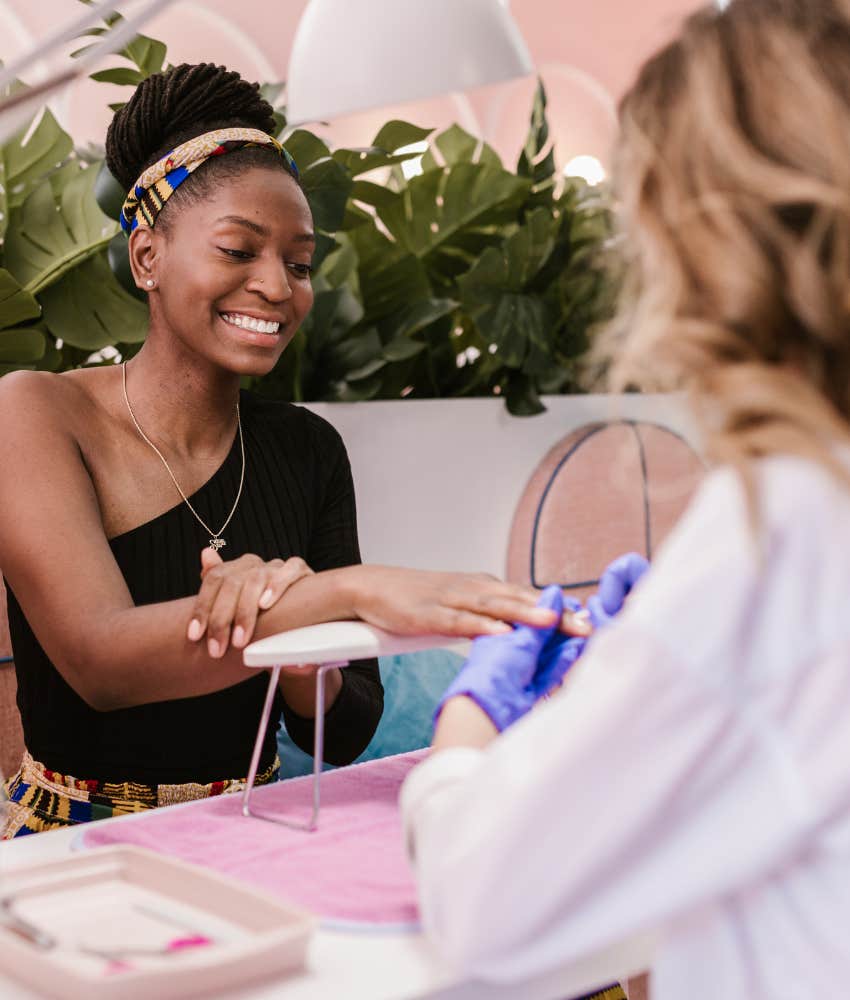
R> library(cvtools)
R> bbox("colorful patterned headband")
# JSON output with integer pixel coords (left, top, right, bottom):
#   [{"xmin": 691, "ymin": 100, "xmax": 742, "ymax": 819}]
[{"xmin": 120, "ymin": 126, "xmax": 299, "ymax": 234}]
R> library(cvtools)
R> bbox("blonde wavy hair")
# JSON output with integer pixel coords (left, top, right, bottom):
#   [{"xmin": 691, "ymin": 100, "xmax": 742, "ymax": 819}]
[{"xmin": 608, "ymin": 0, "xmax": 850, "ymax": 491}]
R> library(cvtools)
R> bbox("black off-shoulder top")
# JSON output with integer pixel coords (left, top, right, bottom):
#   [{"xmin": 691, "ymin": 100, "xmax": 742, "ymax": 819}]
[{"xmin": 7, "ymin": 392, "xmax": 383, "ymax": 784}]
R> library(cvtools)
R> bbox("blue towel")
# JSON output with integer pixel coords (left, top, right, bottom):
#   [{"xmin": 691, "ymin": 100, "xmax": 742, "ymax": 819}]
[{"xmin": 276, "ymin": 649, "xmax": 463, "ymax": 779}]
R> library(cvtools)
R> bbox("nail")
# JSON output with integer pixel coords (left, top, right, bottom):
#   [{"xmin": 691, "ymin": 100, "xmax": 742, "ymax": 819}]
[
  {"xmin": 232, "ymin": 626, "xmax": 246, "ymax": 648},
  {"xmin": 187, "ymin": 619, "xmax": 203, "ymax": 641},
  {"xmin": 208, "ymin": 638, "xmax": 221, "ymax": 658},
  {"xmin": 531, "ymin": 608, "xmax": 558, "ymax": 622},
  {"xmin": 259, "ymin": 588, "xmax": 274, "ymax": 609},
  {"xmin": 561, "ymin": 611, "xmax": 592, "ymax": 637}
]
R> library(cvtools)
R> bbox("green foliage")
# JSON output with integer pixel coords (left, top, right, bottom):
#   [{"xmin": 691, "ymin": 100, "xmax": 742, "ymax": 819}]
[{"xmin": 0, "ymin": 15, "xmax": 617, "ymax": 414}]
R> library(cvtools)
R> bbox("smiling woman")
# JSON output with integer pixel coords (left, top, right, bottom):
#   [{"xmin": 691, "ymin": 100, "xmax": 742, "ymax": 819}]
[{"xmin": 0, "ymin": 63, "xmax": 557, "ymax": 839}]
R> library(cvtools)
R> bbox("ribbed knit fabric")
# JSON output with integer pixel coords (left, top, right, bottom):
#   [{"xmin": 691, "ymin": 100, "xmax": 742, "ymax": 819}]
[{"xmin": 7, "ymin": 393, "xmax": 383, "ymax": 785}]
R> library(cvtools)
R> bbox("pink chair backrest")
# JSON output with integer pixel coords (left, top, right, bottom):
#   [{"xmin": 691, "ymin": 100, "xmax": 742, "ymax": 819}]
[{"xmin": 507, "ymin": 421, "xmax": 704, "ymax": 603}]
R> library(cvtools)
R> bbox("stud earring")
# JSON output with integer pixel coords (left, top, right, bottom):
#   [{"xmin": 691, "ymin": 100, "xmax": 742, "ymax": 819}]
[{"xmin": 145, "ymin": 279, "xmax": 155, "ymax": 288}]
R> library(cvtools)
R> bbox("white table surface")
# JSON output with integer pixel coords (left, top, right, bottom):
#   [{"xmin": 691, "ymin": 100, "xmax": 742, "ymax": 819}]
[
  {"xmin": 0, "ymin": 792, "xmax": 656, "ymax": 1000},
  {"xmin": 1, "ymin": 625, "xmax": 655, "ymax": 997}
]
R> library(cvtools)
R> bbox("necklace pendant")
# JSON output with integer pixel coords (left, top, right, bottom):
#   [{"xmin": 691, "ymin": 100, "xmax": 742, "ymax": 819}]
[{"xmin": 209, "ymin": 537, "xmax": 226, "ymax": 552}]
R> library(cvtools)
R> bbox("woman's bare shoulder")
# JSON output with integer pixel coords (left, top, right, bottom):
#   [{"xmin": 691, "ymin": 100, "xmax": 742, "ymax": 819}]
[{"xmin": 0, "ymin": 369, "xmax": 102, "ymax": 447}]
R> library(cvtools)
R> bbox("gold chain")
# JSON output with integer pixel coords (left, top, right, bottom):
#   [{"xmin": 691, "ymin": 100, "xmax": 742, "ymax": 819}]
[{"xmin": 121, "ymin": 361, "xmax": 245, "ymax": 551}]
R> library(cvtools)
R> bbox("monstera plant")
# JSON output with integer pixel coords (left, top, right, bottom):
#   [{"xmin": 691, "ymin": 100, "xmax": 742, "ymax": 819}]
[{"xmin": 0, "ymin": 11, "xmax": 617, "ymax": 415}]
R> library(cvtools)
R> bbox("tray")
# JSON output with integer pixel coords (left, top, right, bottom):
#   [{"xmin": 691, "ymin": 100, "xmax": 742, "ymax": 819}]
[{"xmin": 0, "ymin": 845, "xmax": 316, "ymax": 999}]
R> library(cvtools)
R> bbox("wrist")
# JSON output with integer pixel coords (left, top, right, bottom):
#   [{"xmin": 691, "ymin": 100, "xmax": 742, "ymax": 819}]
[
  {"xmin": 315, "ymin": 566, "xmax": 360, "ymax": 621},
  {"xmin": 433, "ymin": 695, "xmax": 499, "ymax": 751},
  {"xmin": 334, "ymin": 564, "xmax": 369, "ymax": 620}
]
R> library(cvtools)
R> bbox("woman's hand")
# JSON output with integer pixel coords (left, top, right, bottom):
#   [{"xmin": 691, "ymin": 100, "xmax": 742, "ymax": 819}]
[
  {"xmin": 343, "ymin": 565, "xmax": 592, "ymax": 638},
  {"xmin": 188, "ymin": 548, "xmax": 314, "ymax": 657}
]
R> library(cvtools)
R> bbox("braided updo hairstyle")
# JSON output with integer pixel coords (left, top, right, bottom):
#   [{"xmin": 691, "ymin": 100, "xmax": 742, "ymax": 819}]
[{"xmin": 106, "ymin": 63, "xmax": 297, "ymax": 229}]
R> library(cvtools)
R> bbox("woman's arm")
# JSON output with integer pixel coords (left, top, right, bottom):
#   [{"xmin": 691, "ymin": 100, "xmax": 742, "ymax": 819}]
[
  {"xmin": 278, "ymin": 419, "xmax": 382, "ymax": 764},
  {"xmin": 401, "ymin": 623, "xmax": 815, "ymax": 985},
  {"xmin": 401, "ymin": 471, "xmax": 821, "ymax": 983},
  {"xmin": 0, "ymin": 375, "xmax": 551, "ymax": 712}
]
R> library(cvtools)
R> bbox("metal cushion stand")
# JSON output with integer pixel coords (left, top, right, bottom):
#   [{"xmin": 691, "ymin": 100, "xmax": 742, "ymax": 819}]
[{"xmin": 241, "ymin": 621, "xmax": 465, "ymax": 831}]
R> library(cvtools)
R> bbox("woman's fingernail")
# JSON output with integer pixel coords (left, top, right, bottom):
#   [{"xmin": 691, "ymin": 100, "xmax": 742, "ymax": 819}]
[
  {"xmin": 208, "ymin": 638, "xmax": 221, "ymax": 658},
  {"xmin": 187, "ymin": 619, "xmax": 203, "ymax": 641},
  {"xmin": 259, "ymin": 588, "xmax": 274, "ymax": 609},
  {"xmin": 232, "ymin": 626, "xmax": 246, "ymax": 648},
  {"xmin": 533, "ymin": 609, "xmax": 557, "ymax": 621}
]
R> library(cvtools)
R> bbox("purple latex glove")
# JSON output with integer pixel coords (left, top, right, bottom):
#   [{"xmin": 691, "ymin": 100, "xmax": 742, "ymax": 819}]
[
  {"xmin": 435, "ymin": 585, "xmax": 568, "ymax": 732},
  {"xmin": 586, "ymin": 552, "xmax": 650, "ymax": 629},
  {"xmin": 534, "ymin": 631, "xmax": 587, "ymax": 697}
]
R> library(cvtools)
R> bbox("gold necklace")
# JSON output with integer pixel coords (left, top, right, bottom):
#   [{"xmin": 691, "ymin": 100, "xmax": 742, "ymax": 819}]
[{"xmin": 122, "ymin": 361, "xmax": 245, "ymax": 552}]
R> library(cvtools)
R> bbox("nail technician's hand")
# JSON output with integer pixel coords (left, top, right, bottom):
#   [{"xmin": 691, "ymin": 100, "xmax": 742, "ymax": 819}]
[
  {"xmin": 434, "ymin": 585, "xmax": 569, "ymax": 732},
  {"xmin": 188, "ymin": 549, "xmax": 314, "ymax": 657},
  {"xmin": 535, "ymin": 598, "xmax": 589, "ymax": 696},
  {"xmin": 586, "ymin": 552, "xmax": 650, "ymax": 629}
]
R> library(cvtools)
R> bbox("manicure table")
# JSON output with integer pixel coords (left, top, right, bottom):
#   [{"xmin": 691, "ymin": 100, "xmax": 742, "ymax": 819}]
[{"xmin": 0, "ymin": 621, "xmax": 657, "ymax": 999}]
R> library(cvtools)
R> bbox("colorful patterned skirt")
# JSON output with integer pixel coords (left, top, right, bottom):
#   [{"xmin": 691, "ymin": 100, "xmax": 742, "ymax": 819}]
[
  {"xmin": 575, "ymin": 988, "xmax": 627, "ymax": 1000},
  {"xmin": 1, "ymin": 750, "xmax": 279, "ymax": 839}
]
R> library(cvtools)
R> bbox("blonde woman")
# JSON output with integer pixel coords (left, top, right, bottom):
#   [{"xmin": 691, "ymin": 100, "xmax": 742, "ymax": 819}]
[{"xmin": 402, "ymin": 1, "xmax": 850, "ymax": 997}]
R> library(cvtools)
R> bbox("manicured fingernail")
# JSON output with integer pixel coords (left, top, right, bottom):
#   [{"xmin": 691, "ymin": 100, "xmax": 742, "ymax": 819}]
[
  {"xmin": 232, "ymin": 626, "xmax": 246, "ymax": 648},
  {"xmin": 208, "ymin": 638, "xmax": 221, "ymax": 658},
  {"xmin": 259, "ymin": 588, "xmax": 274, "ymax": 609},
  {"xmin": 561, "ymin": 611, "xmax": 592, "ymax": 636},
  {"xmin": 532, "ymin": 608, "xmax": 557, "ymax": 622},
  {"xmin": 187, "ymin": 619, "xmax": 203, "ymax": 641}
]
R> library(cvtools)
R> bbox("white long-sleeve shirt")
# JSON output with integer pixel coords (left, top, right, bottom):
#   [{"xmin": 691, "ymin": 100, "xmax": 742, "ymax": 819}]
[{"xmin": 401, "ymin": 455, "xmax": 850, "ymax": 999}]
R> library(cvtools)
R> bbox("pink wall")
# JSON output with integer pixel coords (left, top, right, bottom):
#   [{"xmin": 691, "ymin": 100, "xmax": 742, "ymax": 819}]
[{"xmin": 1, "ymin": 0, "xmax": 701, "ymax": 172}]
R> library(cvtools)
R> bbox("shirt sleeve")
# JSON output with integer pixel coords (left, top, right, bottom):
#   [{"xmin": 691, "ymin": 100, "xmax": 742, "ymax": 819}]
[
  {"xmin": 400, "ymin": 470, "xmax": 819, "ymax": 984},
  {"xmin": 281, "ymin": 418, "xmax": 383, "ymax": 766}
]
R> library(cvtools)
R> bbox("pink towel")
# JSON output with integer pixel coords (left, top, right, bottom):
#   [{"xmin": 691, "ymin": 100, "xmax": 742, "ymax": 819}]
[{"xmin": 83, "ymin": 751, "xmax": 427, "ymax": 927}]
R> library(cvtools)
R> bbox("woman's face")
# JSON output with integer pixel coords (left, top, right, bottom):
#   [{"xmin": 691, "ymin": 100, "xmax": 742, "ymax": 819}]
[{"xmin": 132, "ymin": 166, "xmax": 315, "ymax": 376}]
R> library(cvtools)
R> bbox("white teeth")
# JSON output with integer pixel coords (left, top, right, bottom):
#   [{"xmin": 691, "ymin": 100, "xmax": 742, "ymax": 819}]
[{"xmin": 222, "ymin": 313, "xmax": 280, "ymax": 334}]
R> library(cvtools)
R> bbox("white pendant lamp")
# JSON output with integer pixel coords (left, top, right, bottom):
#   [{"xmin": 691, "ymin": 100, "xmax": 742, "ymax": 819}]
[{"xmin": 286, "ymin": 0, "xmax": 534, "ymax": 125}]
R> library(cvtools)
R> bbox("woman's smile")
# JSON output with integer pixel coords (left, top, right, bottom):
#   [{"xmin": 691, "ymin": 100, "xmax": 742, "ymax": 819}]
[
  {"xmin": 220, "ymin": 311, "xmax": 281, "ymax": 335},
  {"xmin": 218, "ymin": 310, "xmax": 290, "ymax": 348}
]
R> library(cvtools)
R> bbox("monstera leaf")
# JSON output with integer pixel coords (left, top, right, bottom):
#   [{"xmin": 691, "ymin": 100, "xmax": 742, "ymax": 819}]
[
  {"xmin": 458, "ymin": 208, "xmax": 560, "ymax": 347},
  {"xmin": 0, "ymin": 105, "xmax": 74, "ymax": 242},
  {"xmin": 333, "ymin": 121, "xmax": 434, "ymax": 177},
  {"xmin": 284, "ymin": 129, "xmax": 352, "ymax": 233},
  {"xmin": 347, "ymin": 224, "xmax": 430, "ymax": 321},
  {"xmin": 0, "ymin": 268, "xmax": 40, "ymax": 327},
  {"xmin": 40, "ymin": 253, "xmax": 148, "ymax": 350},
  {"xmin": 420, "ymin": 123, "xmax": 502, "ymax": 171},
  {"xmin": 457, "ymin": 207, "xmax": 562, "ymax": 386},
  {"xmin": 377, "ymin": 163, "xmax": 530, "ymax": 263},
  {"xmin": 4, "ymin": 163, "xmax": 116, "ymax": 295},
  {"xmin": 0, "ymin": 269, "xmax": 45, "ymax": 371}
]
